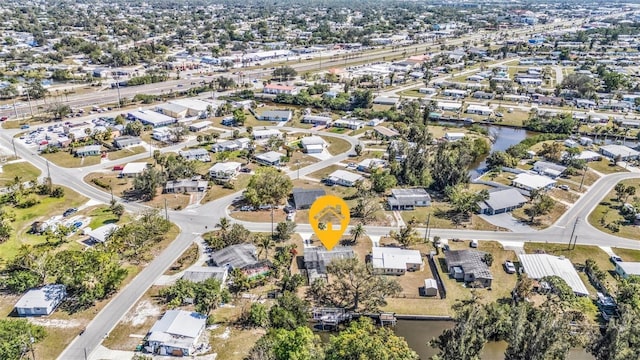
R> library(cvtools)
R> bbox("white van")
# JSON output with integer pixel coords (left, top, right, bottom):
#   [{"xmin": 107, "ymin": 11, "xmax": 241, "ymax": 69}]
[{"xmin": 470, "ymin": 239, "xmax": 479, "ymax": 248}]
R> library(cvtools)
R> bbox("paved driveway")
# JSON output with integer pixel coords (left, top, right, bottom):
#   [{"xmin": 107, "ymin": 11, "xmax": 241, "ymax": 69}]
[{"xmin": 479, "ymin": 213, "xmax": 535, "ymax": 233}]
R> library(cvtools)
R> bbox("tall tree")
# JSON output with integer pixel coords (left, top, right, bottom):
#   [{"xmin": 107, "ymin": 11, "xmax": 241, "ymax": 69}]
[
  {"xmin": 430, "ymin": 298, "xmax": 488, "ymax": 360},
  {"xmin": 349, "ymin": 223, "xmax": 366, "ymax": 244},
  {"xmin": 589, "ymin": 304, "xmax": 640, "ymax": 360}
]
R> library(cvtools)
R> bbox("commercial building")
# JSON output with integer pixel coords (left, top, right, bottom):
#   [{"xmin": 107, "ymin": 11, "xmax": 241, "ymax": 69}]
[{"xmin": 128, "ymin": 110, "xmax": 177, "ymax": 127}]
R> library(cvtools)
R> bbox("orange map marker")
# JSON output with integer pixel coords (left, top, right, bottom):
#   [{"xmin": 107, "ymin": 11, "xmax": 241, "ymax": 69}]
[{"xmin": 309, "ymin": 195, "xmax": 350, "ymax": 251}]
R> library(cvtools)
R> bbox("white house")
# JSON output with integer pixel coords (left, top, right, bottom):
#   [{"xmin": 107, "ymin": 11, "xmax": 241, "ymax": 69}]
[
  {"xmin": 564, "ymin": 139, "xmax": 579, "ymax": 148},
  {"xmin": 466, "ymin": 105, "xmax": 493, "ymax": 116},
  {"xmin": 120, "ymin": 162, "xmax": 148, "ymax": 177},
  {"xmin": 301, "ymin": 115, "xmax": 332, "ymax": 126},
  {"xmin": 255, "ymin": 151, "xmax": 283, "ymax": 166},
  {"xmin": 15, "ymin": 284, "xmax": 67, "ymax": 316},
  {"xmin": 179, "ymin": 149, "xmax": 211, "ymax": 162},
  {"xmin": 437, "ymin": 101, "xmax": 462, "ymax": 111},
  {"xmin": 445, "ymin": 132, "xmax": 465, "ymax": 141},
  {"xmin": 519, "ymin": 254, "xmax": 589, "ymax": 295},
  {"xmin": 253, "ymin": 129, "xmax": 281, "ymax": 140},
  {"xmin": 146, "ymin": 310, "xmax": 207, "ymax": 357},
  {"xmin": 258, "ymin": 110, "xmax": 293, "ymax": 122},
  {"xmin": 84, "ymin": 223, "xmax": 118, "ymax": 243},
  {"xmin": 599, "ymin": 145, "xmax": 640, "ymax": 161},
  {"xmin": 579, "ymin": 137, "xmax": 593, "ymax": 146},
  {"xmin": 209, "ymin": 162, "xmax": 242, "ymax": 180},
  {"xmin": 332, "ymin": 119, "xmax": 365, "ymax": 130},
  {"xmin": 615, "ymin": 262, "xmax": 640, "ymax": 279},
  {"xmin": 533, "ymin": 161, "xmax": 567, "ymax": 178},
  {"xmin": 263, "ymin": 84, "xmax": 297, "ymax": 95},
  {"xmin": 152, "ymin": 127, "xmax": 174, "ymax": 142},
  {"xmin": 211, "ymin": 138, "xmax": 251, "ymax": 152},
  {"xmin": 512, "ymin": 173, "xmax": 556, "ymax": 191},
  {"xmin": 300, "ymin": 136, "xmax": 326, "ymax": 154},
  {"xmin": 326, "ymin": 170, "xmax": 363, "ymax": 187},
  {"xmin": 371, "ymin": 247, "xmax": 423, "ymax": 275}
]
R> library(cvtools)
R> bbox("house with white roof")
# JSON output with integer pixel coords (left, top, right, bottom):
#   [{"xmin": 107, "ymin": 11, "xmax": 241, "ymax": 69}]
[
  {"xmin": 211, "ymin": 138, "xmax": 251, "ymax": 153},
  {"xmin": 615, "ymin": 262, "xmax": 640, "ymax": 279},
  {"xmin": 466, "ymin": 105, "xmax": 493, "ymax": 116},
  {"xmin": 209, "ymin": 162, "xmax": 242, "ymax": 180},
  {"xmin": 437, "ymin": 101, "xmax": 462, "ymax": 111},
  {"xmin": 332, "ymin": 119, "xmax": 365, "ymax": 130},
  {"xmin": 156, "ymin": 103, "xmax": 188, "ymax": 119},
  {"xmin": 14, "ymin": 284, "xmax": 66, "ymax": 316},
  {"xmin": 84, "ymin": 223, "xmax": 118, "ymax": 243},
  {"xmin": 128, "ymin": 110, "xmax": 176, "ymax": 127},
  {"xmin": 599, "ymin": 145, "xmax": 640, "ymax": 161},
  {"xmin": 512, "ymin": 173, "xmax": 556, "ymax": 191},
  {"xmin": 170, "ymin": 99, "xmax": 212, "ymax": 117},
  {"xmin": 120, "ymin": 162, "xmax": 148, "ymax": 177},
  {"xmin": 301, "ymin": 115, "xmax": 332, "ymax": 126},
  {"xmin": 300, "ymin": 136, "xmax": 326, "ymax": 154},
  {"xmin": 179, "ymin": 149, "xmax": 211, "ymax": 162},
  {"xmin": 255, "ymin": 151, "xmax": 283, "ymax": 166},
  {"xmin": 263, "ymin": 84, "xmax": 297, "ymax": 95},
  {"xmin": 152, "ymin": 127, "xmax": 174, "ymax": 142},
  {"xmin": 258, "ymin": 110, "xmax": 293, "ymax": 122},
  {"xmin": 146, "ymin": 310, "xmax": 207, "ymax": 357},
  {"xmin": 533, "ymin": 161, "xmax": 567, "ymax": 178},
  {"xmin": 253, "ymin": 129, "xmax": 281, "ymax": 140},
  {"xmin": 371, "ymin": 247, "xmax": 423, "ymax": 275},
  {"xmin": 445, "ymin": 132, "xmax": 465, "ymax": 142},
  {"xmin": 326, "ymin": 170, "xmax": 363, "ymax": 187},
  {"xmin": 518, "ymin": 254, "xmax": 589, "ymax": 296}
]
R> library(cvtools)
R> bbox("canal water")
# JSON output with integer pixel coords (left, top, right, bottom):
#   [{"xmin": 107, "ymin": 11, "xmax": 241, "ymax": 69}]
[{"xmin": 394, "ymin": 319, "xmax": 595, "ymax": 360}]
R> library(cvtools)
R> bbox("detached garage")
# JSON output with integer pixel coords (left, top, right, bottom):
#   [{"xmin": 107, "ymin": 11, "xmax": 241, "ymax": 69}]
[{"xmin": 15, "ymin": 284, "xmax": 66, "ymax": 316}]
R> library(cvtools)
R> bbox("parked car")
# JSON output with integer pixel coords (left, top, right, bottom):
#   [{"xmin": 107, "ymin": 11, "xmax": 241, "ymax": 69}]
[
  {"xmin": 240, "ymin": 206, "xmax": 255, "ymax": 211},
  {"xmin": 240, "ymin": 167, "xmax": 251, "ymax": 173},
  {"xmin": 63, "ymin": 208, "xmax": 78, "ymax": 217},
  {"xmin": 558, "ymin": 185, "xmax": 570, "ymax": 191},
  {"xmin": 284, "ymin": 205, "xmax": 294, "ymax": 214},
  {"xmin": 504, "ymin": 260, "xmax": 516, "ymax": 274},
  {"xmin": 258, "ymin": 204, "xmax": 272, "ymax": 210},
  {"xmin": 470, "ymin": 239, "xmax": 478, "ymax": 248},
  {"xmin": 610, "ymin": 255, "xmax": 623, "ymax": 263},
  {"xmin": 20, "ymin": 124, "xmax": 30, "ymax": 129},
  {"xmin": 286, "ymin": 213, "xmax": 295, "ymax": 221}
]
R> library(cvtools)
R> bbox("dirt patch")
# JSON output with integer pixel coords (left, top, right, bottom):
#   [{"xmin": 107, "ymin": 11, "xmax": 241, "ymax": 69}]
[
  {"xmin": 28, "ymin": 318, "xmax": 82, "ymax": 329},
  {"xmin": 126, "ymin": 300, "xmax": 161, "ymax": 327}
]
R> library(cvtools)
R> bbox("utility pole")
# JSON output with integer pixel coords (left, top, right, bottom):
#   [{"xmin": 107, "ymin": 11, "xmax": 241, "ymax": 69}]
[
  {"xmin": 424, "ymin": 213, "xmax": 431, "ymax": 243},
  {"xmin": 571, "ymin": 235, "xmax": 578, "ymax": 250},
  {"xmin": 11, "ymin": 137, "xmax": 17, "ymax": 158},
  {"xmin": 25, "ymin": 90, "xmax": 34, "ymax": 118},
  {"xmin": 296, "ymin": 160, "xmax": 300, "ymax": 180},
  {"xmin": 568, "ymin": 217, "xmax": 579, "ymax": 250},
  {"xmin": 164, "ymin": 198, "xmax": 169, "ymax": 220},
  {"xmin": 579, "ymin": 168, "xmax": 587, "ymax": 192}
]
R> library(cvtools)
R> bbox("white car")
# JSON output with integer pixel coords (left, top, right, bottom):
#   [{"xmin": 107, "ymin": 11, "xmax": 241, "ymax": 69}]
[{"xmin": 504, "ymin": 261, "xmax": 516, "ymax": 274}]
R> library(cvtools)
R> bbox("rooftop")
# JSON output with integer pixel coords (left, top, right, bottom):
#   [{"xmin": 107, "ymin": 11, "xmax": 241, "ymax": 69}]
[
  {"xmin": 518, "ymin": 254, "xmax": 589, "ymax": 295},
  {"xmin": 372, "ymin": 246, "xmax": 422, "ymax": 270},
  {"xmin": 210, "ymin": 243, "xmax": 259, "ymax": 269},
  {"xmin": 444, "ymin": 250, "xmax": 493, "ymax": 279},
  {"xmin": 15, "ymin": 284, "xmax": 66, "ymax": 309},
  {"xmin": 483, "ymin": 188, "xmax": 528, "ymax": 210},
  {"xmin": 513, "ymin": 173, "xmax": 556, "ymax": 190},
  {"xmin": 148, "ymin": 310, "xmax": 206, "ymax": 340}
]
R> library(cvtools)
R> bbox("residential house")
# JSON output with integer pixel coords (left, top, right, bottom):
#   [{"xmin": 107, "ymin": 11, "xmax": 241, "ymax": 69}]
[
  {"xmin": 179, "ymin": 149, "xmax": 211, "ymax": 162},
  {"xmin": 419, "ymin": 88, "xmax": 437, "ymax": 95},
  {"xmin": 253, "ymin": 129, "xmax": 281, "ymax": 140},
  {"xmin": 373, "ymin": 126, "xmax": 400, "ymax": 139},
  {"xmin": 466, "ymin": 105, "xmax": 493, "ymax": 116},
  {"xmin": 599, "ymin": 145, "xmax": 640, "ymax": 161},
  {"xmin": 255, "ymin": 151, "xmax": 283, "ymax": 166},
  {"xmin": 221, "ymin": 116, "xmax": 236, "ymax": 126},
  {"xmin": 533, "ymin": 161, "xmax": 567, "ymax": 178},
  {"xmin": 444, "ymin": 250, "xmax": 493, "ymax": 288},
  {"xmin": 209, "ymin": 162, "xmax": 242, "ymax": 180},
  {"xmin": 300, "ymin": 136, "xmax": 326, "ymax": 154},
  {"xmin": 518, "ymin": 254, "xmax": 589, "ymax": 295},
  {"xmin": 146, "ymin": 310, "xmax": 207, "ymax": 357},
  {"xmin": 579, "ymin": 137, "xmax": 593, "ymax": 146},
  {"xmin": 576, "ymin": 150, "xmax": 602, "ymax": 162},
  {"xmin": 615, "ymin": 262, "xmax": 640, "ymax": 279},
  {"xmin": 332, "ymin": 118, "xmax": 365, "ymax": 130},
  {"xmin": 387, "ymin": 188, "xmax": 431, "ymax": 210},
  {"xmin": 164, "ymin": 179, "xmax": 208, "ymax": 193},
  {"xmin": 263, "ymin": 84, "xmax": 297, "ymax": 95},
  {"xmin": 84, "ymin": 223, "xmax": 118, "ymax": 243},
  {"xmin": 182, "ymin": 266, "xmax": 228, "ymax": 284},
  {"xmin": 257, "ymin": 110, "xmax": 292, "ymax": 122},
  {"xmin": 209, "ymin": 243, "xmax": 270, "ymax": 278},
  {"xmin": 304, "ymin": 246, "xmax": 355, "ymax": 281},
  {"xmin": 75, "ymin": 145, "xmax": 102, "ymax": 157},
  {"xmin": 14, "ymin": 284, "xmax": 66, "ymax": 316},
  {"xmin": 512, "ymin": 173, "xmax": 556, "ymax": 191},
  {"xmin": 120, "ymin": 162, "xmax": 148, "ymax": 177},
  {"xmin": 437, "ymin": 101, "xmax": 462, "ymax": 111},
  {"xmin": 373, "ymin": 96, "xmax": 400, "ymax": 106},
  {"xmin": 371, "ymin": 247, "xmax": 424, "ymax": 275},
  {"xmin": 292, "ymin": 188, "xmax": 326, "ymax": 209},
  {"xmin": 442, "ymin": 89, "xmax": 467, "ymax": 98},
  {"xmin": 301, "ymin": 115, "xmax": 332, "ymax": 126},
  {"xmin": 445, "ymin": 132, "xmax": 465, "ymax": 142},
  {"xmin": 326, "ymin": 170, "xmax": 363, "ymax": 187},
  {"xmin": 152, "ymin": 127, "xmax": 174, "ymax": 142},
  {"xmin": 564, "ymin": 139, "xmax": 579, "ymax": 148},
  {"xmin": 188, "ymin": 121, "xmax": 210, "ymax": 132},
  {"xmin": 356, "ymin": 158, "xmax": 387, "ymax": 172},
  {"xmin": 473, "ymin": 91, "xmax": 494, "ymax": 100},
  {"xmin": 211, "ymin": 138, "xmax": 250, "ymax": 152},
  {"xmin": 478, "ymin": 188, "xmax": 528, "ymax": 215},
  {"xmin": 113, "ymin": 136, "xmax": 142, "ymax": 149},
  {"xmin": 128, "ymin": 110, "xmax": 176, "ymax": 127}
]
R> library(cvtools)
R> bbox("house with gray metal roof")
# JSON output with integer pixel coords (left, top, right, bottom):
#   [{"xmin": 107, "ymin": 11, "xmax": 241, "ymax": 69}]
[
  {"xmin": 164, "ymin": 179, "xmax": 208, "ymax": 193},
  {"xmin": 615, "ymin": 262, "xmax": 640, "ymax": 279},
  {"xmin": 533, "ymin": 161, "xmax": 567, "ymax": 178},
  {"xmin": 257, "ymin": 110, "xmax": 292, "ymax": 122},
  {"xmin": 478, "ymin": 188, "xmax": 528, "ymax": 215},
  {"xmin": 444, "ymin": 250, "xmax": 493, "ymax": 288},
  {"xmin": 292, "ymin": 188, "xmax": 326, "ymax": 209},
  {"xmin": 387, "ymin": 188, "xmax": 431, "ymax": 210},
  {"xmin": 210, "ymin": 244, "xmax": 259, "ymax": 270},
  {"xmin": 182, "ymin": 266, "xmax": 228, "ymax": 284},
  {"xmin": 518, "ymin": 253, "xmax": 589, "ymax": 296},
  {"xmin": 301, "ymin": 114, "xmax": 332, "ymax": 126},
  {"xmin": 146, "ymin": 310, "xmax": 207, "ymax": 357},
  {"xmin": 300, "ymin": 136, "xmax": 326, "ymax": 154},
  {"xmin": 255, "ymin": 151, "xmax": 283, "ymax": 166},
  {"xmin": 304, "ymin": 246, "xmax": 355, "ymax": 281},
  {"xmin": 326, "ymin": 169, "xmax": 363, "ymax": 187},
  {"xmin": 75, "ymin": 145, "xmax": 102, "ymax": 157},
  {"xmin": 179, "ymin": 148, "xmax": 211, "ymax": 162},
  {"xmin": 14, "ymin": 284, "xmax": 66, "ymax": 316}
]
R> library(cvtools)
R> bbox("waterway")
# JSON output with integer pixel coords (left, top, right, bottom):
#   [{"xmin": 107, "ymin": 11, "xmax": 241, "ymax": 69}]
[{"xmin": 394, "ymin": 319, "xmax": 595, "ymax": 360}]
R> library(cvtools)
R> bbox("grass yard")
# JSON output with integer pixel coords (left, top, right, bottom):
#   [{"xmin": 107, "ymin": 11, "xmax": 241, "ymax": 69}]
[
  {"xmin": 588, "ymin": 158, "xmax": 628, "ymax": 174},
  {"xmin": 84, "ymin": 172, "xmax": 132, "ymax": 197},
  {"xmin": 0, "ymin": 161, "xmax": 41, "ymax": 186},
  {"xmin": 307, "ymin": 164, "xmax": 345, "ymax": 180},
  {"xmin": 41, "ymin": 151, "xmax": 101, "ymax": 168},
  {"xmin": 105, "ymin": 146, "xmax": 147, "ymax": 161},
  {"xmin": 612, "ymin": 247, "xmax": 640, "ymax": 262},
  {"xmin": 319, "ymin": 136, "xmax": 352, "ymax": 156},
  {"xmin": 201, "ymin": 174, "xmax": 251, "ymax": 204},
  {"xmin": 166, "ymin": 243, "xmax": 200, "ymax": 275},
  {"xmin": 548, "ymin": 188, "xmax": 580, "ymax": 204},
  {"xmin": 587, "ymin": 179, "xmax": 640, "ymax": 240},
  {"xmin": 86, "ymin": 205, "xmax": 126, "ymax": 230},
  {"xmin": 0, "ymin": 187, "xmax": 88, "ymax": 263},
  {"xmin": 398, "ymin": 203, "xmax": 507, "ymax": 231},
  {"xmin": 512, "ymin": 200, "xmax": 567, "ymax": 229},
  {"xmin": 564, "ymin": 169, "xmax": 600, "ymax": 187}
]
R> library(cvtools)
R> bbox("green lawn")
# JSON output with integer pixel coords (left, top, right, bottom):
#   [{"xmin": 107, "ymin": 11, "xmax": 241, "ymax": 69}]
[
  {"xmin": 0, "ymin": 161, "xmax": 41, "ymax": 186},
  {"xmin": 512, "ymin": 200, "xmax": 567, "ymax": 230},
  {"xmin": 398, "ymin": 204, "xmax": 506, "ymax": 231},
  {"xmin": 41, "ymin": 151, "xmax": 101, "ymax": 168},
  {"xmin": 106, "ymin": 146, "xmax": 147, "ymax": 160},
  {"xmin": 587, "ymin": 179, "xmax": 640, "ymax": 240},
  {"xmin": 0, "ymin": 187, "xmax": 89, "ymax": 263},
  {"xmin": 320, "ymin": 136, "xmax": 352, "ymax": 155},
  {"xmin": 612, "ymin": 247, "xmax": 640, "ymax": 262},
  {"xmin": 588, "ymin": 158, "xmax": 628, "ymax": 174},
  {"xmin": 201, "ymin": 174, "xmax": 251, "ymax": 204},
  {"xmin": 307, "ymin": 164, "xmax": 345, "ymax": 180}
]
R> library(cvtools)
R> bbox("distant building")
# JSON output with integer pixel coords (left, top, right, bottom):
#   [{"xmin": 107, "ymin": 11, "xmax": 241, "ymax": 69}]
[
  {"xmin": 332, "ymin": 119, "xmax": 364, "ymax": 130},
  {"xmin": 444, "ymin": 250, "xmax": 493, "ymax": 288},
  {"xmin": 113, "ymin": 136, "xmax": 142, "ymax": 149},
  {"xmin": 466, "ymin": 105, "xmax": 493, "ymax": 116},
  {"xmin": 300, "ymin": 136, "xmax": 326, "ymax": 154},
  {"xmin": 387, "ymin": 188, "xmax": 431, "ymax": 210},
  {"xmin": 325, "ymin": 170, "xmax": 363, "ymax": 187},
  {"xmin": 255, "ymin": 151, "xmax": 283, "ymax": 166},
  {"xmin": 263, "ymin": 84, "xmax": 297, "ymax": 95},
  {"xmin": 211, "ymin": 138, "xmax": 250, "ymax": 152},
  {"xmin": 209, "ymin": 162, "xmax": 242, "ymax": 180},
  {"xmin": 257, "ymin": 110, "xmax": 293, "ymax": 122},
  {"xmin": 179, "ymin": 149, "xmax": 211, "ymax": 162},
  {"xmin": 512, "ymin": 173, "xmax": 556, "ymax": 191},
  {"xmin": 253, "ymin": 129, "xmax": 281, "ymax": 140},
  {"xmin": 371, "ymin": 247, "xmax": 423, "ymax": 275},
  {"xmin": 14, "ymin": 284, "xmax": 67, "ymax": 316},
  {"xmin": 146, "ymin": 310, "xmax": 207, "ymax": 357},
  {"xmin": 301, "ymin": 115, "xmax": 332, "ymax": 126},
  {"xmin": 444, "ymin": 132, "xmax": 465, "ymax": 142},
  {"xmin": 165, "ymin": 179, "xmax": 208, "ymax": 193},
  {"xmin": 75, "ymin": 145, "xmax": 102, "ymax": 157}
]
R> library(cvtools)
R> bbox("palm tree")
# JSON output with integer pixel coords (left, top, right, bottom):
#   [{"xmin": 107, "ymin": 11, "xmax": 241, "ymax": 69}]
[
  {"xmin": 350, "ymin": 223, "xmax": 366, "ymax": 244},
  {"xmin": 255, "ymin": 233, "xmax": 275, "ymax": 259},
  {"xmin": 216, "ymin": 217, "xmax": 230, "ymax": 233}
]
